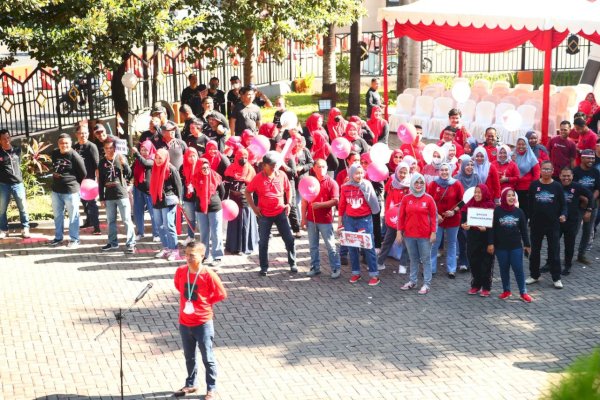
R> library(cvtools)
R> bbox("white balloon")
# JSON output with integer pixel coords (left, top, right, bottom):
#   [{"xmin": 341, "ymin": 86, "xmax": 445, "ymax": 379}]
[
  {"xmin": 370, "ymin": 142, "xmax": 391, "ymax": 161},
  {"xmin": 280, "ymin": 111, "xmax": 298, "ymax": 130},
  {"xmin": 134, "ymin": 112, "xmax": 152, "ymax": 133},
  {"xmin": 451, "ymin": 81, "xmax": 471, "ymax": 103},
  {"xmin": 502, "ymin": 110, "xmax": 522, "ymax": 131},
  {"xmin": 463, "ymin": 187, "xmax": 475, "ymax": 204},
  {"xmin": 121, "ymin": 72, "xmax": 139, "ymax": 90}
]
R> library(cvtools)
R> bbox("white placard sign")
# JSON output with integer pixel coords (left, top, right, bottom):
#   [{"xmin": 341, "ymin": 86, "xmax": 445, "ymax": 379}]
[
  {"xmin": 466, "ymin": 207, "xmax": 494, "ymax": 228},
  {"xmin": 338, "ymin": 230, "xmax": 373, "ymax": 249},
  {"xmin": 115, "ymin": 138, "xmax": 128, "ymax": 155}
]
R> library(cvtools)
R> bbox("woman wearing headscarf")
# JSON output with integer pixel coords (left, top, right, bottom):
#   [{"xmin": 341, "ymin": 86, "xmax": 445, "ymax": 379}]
[
  {"xmin": 131, "ymin": 140, "xmax": 159, "ymax": 241},
  {"xmin": 335, "ymin": 122, "xmax": 370, "ymax": 176},
  {"xmin": 428, "ymin": 162, "xmax": 464, "ymax": 278},
  {"xmin": 292, "ymin": 132, "xmax": 314, "ymax": 235},
  {"xmin": 180, "ymin": 147, "xmax": 199, "ymax": 246},
  {"xmin": 492, "ymin": 145, "xmax": 520, "ymax": 191},
  {"xmin": 400, "ymin": 126, "xmax": 426, "ymax": 169},
  {"xmin": 461, "ymin": 184, "xmax": 495, "ymax": 297},
  {"xmin": 525, "ymin": 130, "xmax": 549, "ymax": 164},
  {"xmin": 403, "ymin": 155, "xmax": 419, "ymax": 174},
  {"xmin": 149, "ymin": 148, "xmax": 183, "ymax": 261},
  {"xmin": 387, "ymin": 149, "xmax": 404, "ymax": 175},
  {"xmin": 326, "ymin": 107, "xmax": 348, "ymax": 141},
  {"xmin": 202, "ymin": 140, "xmax": 230, "ymax": 177},
  {"xmin": 585, "ymin": 93, "xmax": 600, "ymax": 133},
  {"xmin": 224, "ymin": 148, "xmax": 258, "ymax": 255},
  {"xmin": 361, "ymin": 152, "xmax": 384, "ymax": 250},
  {"xmin": 398, "ymin": 173, "xmax": 437, "ymax": 295},
  {"xmin": 338, "ymin": 162, "xmax": 381, "ymax": 286},
  {"xmin": 259, "ymin": 122, "xmax": 282, "ymax": 151},
  {"xmin": 454, "ymin": 155, "xmax": 479, "ymax": 272},
  {"xmin": 379, "ymin": 162, "xmax": 411, "ymax": 272},
  {"xmin": 442, "ymin": 142, "xmax": 458, "ymax": 173},
  {"xmin": 349, "ymin": 115, "xmax": 375, "ymax": 145},
  {"xmin": 421, "ymin": 147, "xmax": 445, "ymax": 185},
  {"xmin": 241, "ymin": 129, "xmax": 255, "ymax": 148},
  {"xmin": 193, "ymin": 158, "xmax": 225, "ymax": 265},
  {"xmin": 463, "ymin": 137, "xmax": 479, "ymax": 157},
  {"xmin": 472, "ymin": 147, "xmax": 501, "ymax": 203},
  {"xmin": 366, "ymin": 106, "xmax": 389, "ymax": 145},
  {"xmin": 514, "ymin": 136, "xmax": 541, "ymax": 221},
  {"xmin": 490, "ymin": 188, "xmax": 532, "ymax": 303}
]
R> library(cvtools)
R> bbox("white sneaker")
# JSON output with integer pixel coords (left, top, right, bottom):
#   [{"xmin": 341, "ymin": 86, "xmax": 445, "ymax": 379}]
[
  {"xmin": 418, "ymin": 285, "xmax": 430, "ymax": 295},
  {"xmin": 135, "ymin": 234, "xmax": 143, "ymax": 241},
  {"xmin": 377, "ymin": 263, "xmax": 386, "ymax": 271},
  {"xmin": 167, "ymin": 250, "xmax": 180, "ymax": 261},
  {"xmin": 458, "ymin": 265, "xmax": 468, "ymax": 272},
  {"xmin": 398, "ymin": 265, "xmax": 407, "ymax": 274},
  {"xmin": 182, "ymin": 236, "xmax": 195, "ymax": 246},
  {"xmin": 155, "ymin": 249, "xmax": 169, "ymax": 258},
  {"xmin": 0, "ymin": 231, "xmax": 7, "ymax": 239},
  {"xmin": 22, "ymin": 228, "xmax": 30, "ymax": 238},
  {"xmin": 553, "ymin": 280, "xmax": 564, "ymax": 289},
  {"xmin": 525, "ymin": 277, "xmax": 539, "ymax": 285},
  {"xmin": 152, "ymin": 236, "xmax": 161, "ymax": 242}
]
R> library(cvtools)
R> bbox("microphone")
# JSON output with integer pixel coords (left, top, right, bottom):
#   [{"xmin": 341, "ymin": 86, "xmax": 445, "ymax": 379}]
[{"xmin": 134, "ymin": 283, "xmax": 153, "ymax": 303}]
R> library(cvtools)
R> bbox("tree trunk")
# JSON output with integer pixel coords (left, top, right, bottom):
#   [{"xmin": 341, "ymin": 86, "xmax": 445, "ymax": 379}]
[
  {"xmin": 396, "ymin": 36, "xmax": 408, "ymax": 95},
  {"xmin": 407, "ymin": 39, "xmax": 421, "ymax": 88},
  {"xmin": 243, "ymin": 28, "xmax": 256, "ymax": 85},
  {"xmin": 322, "ymin": 23, "xmax": 337, "ymax": 106},
  {"xmin": 111, "ymin": 58, "xmax": 129, "ymax": 141},
  {"xmin": 348, "ymin": 19, "xmax": 362, "ymax": 117}
]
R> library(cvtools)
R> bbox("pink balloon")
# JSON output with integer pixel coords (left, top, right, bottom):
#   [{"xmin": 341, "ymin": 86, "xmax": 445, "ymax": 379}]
[
  {"xmin": 247, "ymin": 143, "xmax": 266, "ymax": 160},
  {"xmin": 80, "ymin": 179, "xmax": 99, "ymax": 201},
  {"xmin": 367, "ymin": 162, "xmax": 389, "ymax": 182},
  {"xmin": 252, "ymin": 135, "xmax": 271, "ymax": 153},
  {"xmin": 397, "ymin": 123, "xmax": 417, "ymax": 144},
  {"xmin": 298, "ymin": 176, "xmax": 321, "ymax": 202},
  {"xmin": 331, "ymin": 137, "xmax": 351, "ymax": 159},
  {"xmin": 221, "ymin": 199, "xmax": 240, "ymax": 221}
]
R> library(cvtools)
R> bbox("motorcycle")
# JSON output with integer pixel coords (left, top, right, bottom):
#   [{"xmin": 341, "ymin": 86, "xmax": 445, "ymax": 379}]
[{"xmin": 56, "ymin": 76, "xmax": 110, "ymax": 117}]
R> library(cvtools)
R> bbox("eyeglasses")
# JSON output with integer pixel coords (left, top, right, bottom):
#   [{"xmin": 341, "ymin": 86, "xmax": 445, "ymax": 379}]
[
  {"xmin": 541, "ymin": 168, "xmax": 553, "ymax": 171},
  {"xmin": 413, "ymin": 181, "xmax": 424, "ymax": 186}
]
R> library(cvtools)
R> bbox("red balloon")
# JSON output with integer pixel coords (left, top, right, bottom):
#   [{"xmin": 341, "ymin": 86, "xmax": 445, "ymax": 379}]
[
  {"xmin": 298, "ymin": 176, "xmax": 321, "ymax": 202},
  {"xmin": 331, "ymin": 137, "xmax": 351, "ymax": 159},
  {"xmin": 80, "ymin": 179, "xmax": 99, "ymax": 201},
  {"xmin": 222, "ymin": 199, "xmax": 240, "ymax": 221},
  {"xmin": 366, "ymin": 161, "xmax": 389, "ymax": 182},
  {"xmin": 385, "ymin": 205, "xmax": 401, "ymax": 229}
]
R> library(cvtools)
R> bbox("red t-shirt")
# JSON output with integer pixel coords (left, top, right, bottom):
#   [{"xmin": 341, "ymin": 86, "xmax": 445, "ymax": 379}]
[
  {"xmin": 174, "ymin": 265, "xmax": 227, "ymax": 327},
  {"xmin": 515, "ymin": 163, "xmax": 540, "ymax": 191},
  {"xmin": 576, "ymin": 130, "xmax": 597, "ymax": 165},
  {"xmin": 485, "ymin": 163, "xmax": 501, "ymax": 200},
  {"xmin": 493, "ymin": 161, "xmax": 520, "ymax": 191},
  {"xmin": 398, "ymin": 193, "xmax": 437, "ymax": 239},
  {"xmin": 568, "ymin": 128, "xmax": 580, "ymax": 144},
  {"xmin": 306, "ymin": 176, "xmax": 339, "ymax": 224},
  {"xmin": 427, "ymin": 180, "xmax": 464, "ymax": 228},
  {"xmin": 246, "ymin": 171, "xmax": 291, "ymax": 217},
  {"xmin": 335, "ymin": 169, "xmax": 349, "ymax": 188},
  {"xmin": 548, "ymin": 136, "xmax": 576, "ymax": 177},
  {"xmin": 482, "ymin": 144, "xmax": 498, "ymax": 163},
  {"xmin": 384, "ymin": 180, "xmax": 409, "ymax": 210},
  {"xmin": 339, "ymin": 184, "xmax": 373, "ymax": 218}
]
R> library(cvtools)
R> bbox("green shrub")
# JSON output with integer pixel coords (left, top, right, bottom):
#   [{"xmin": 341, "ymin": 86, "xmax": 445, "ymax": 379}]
[
  {"xmin": 336, "ymin": 56, "xmax": 351, "ymax": 92},
  {"xmin": 542, "ymin": 348, "xmax": 600, "ymax": 400},
  {"xmin": 7, "ymin": 194, "xmax": 53, "ymax": 222}
]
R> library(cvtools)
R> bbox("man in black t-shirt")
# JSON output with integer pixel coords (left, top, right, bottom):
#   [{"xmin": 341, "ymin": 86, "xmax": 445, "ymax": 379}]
[
  {"xmin": 365, "ymin": 78, "xmax": 382, "ymax": 120},
  {"xmin": 185, "ymin": 119, "xmax": 209, "ymax": 154},
  {"xmin": 181, "ymin": 73, "xmax": 206, "ymax": 117},
  {"xmin": 230, "ymin": 86, "xmax": 262, "ymax": 136},
  {"xmin": 0, "ymin": 129, "xmax": 30, "ymax": 239},
  {"xmin": 226, "ymin": 75, "xmax": 242, "ymax": 118},
  {"xmin": 207, "ymin": 76, "xmax": 226, "ymax": 115},
  {"xmin": 573, "ymin": 149, "xmax": 600, "ymax": 264},
  {"xmin": 73, "ymin": 123, "xmax": 101, "ymax": 234}
]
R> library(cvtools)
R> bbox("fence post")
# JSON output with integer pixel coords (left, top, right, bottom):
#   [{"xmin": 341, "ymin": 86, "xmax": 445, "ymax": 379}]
[
  {"xmin": 268, "ymin": 52, "xmax": 272, "ymax": 85},
  {"xmin": 20, "ymin": 81, "xmax": 29, "ymax": 137},
  {"xmin": 172, "ymin": 57, "xmax": 178, "ymax": 104},
  {"xmin": 222, "ymin": 48, "xmax": 227, "ymax": 87},
  {"xmin": 289, "ymin": 40, "xmax": 294, "ymax": 81},
  {"xmin": 521, "ymin": 44, "xmax": 526, "ymax": 71},
  {"xmin": 87, "ymin": 74, "xmax": 95, "ymax": 121}
]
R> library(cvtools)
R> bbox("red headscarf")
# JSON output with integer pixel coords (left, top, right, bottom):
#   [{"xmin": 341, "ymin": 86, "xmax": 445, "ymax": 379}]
[
  {"xmin": 133, "ymin": 140, "xmax": 156, "ymax": 185},
  {"xmin": 241, "ymin": 129, "xmax": 255, "ymax": 147},
  {"xmin": 193, "ymin": 158, "xmax": 222, "ymax": 213},
  {"xmin": 306, "ymin": 113, "xmax": 330, "ymax": 160},
  {"xmin": 259, "ymin": 123, "xmax": 278, "ymax": 139},
  {"xmin": 367, "ymin": 106, "xmax": 386, "ymax": 143},
  {"xmin": 327, "ymin": 107, "xmax": 347, "ymax": 141},
  {"xmin": 388, "ymin": 149, "xmax": 404, "ymax": 173},
  {"xmin": 344, "ymin": 121, "xmax": 361, "ymax": 142},
  {"xmin": 182, "ymin": 147, "xmax": 198, "ymax": 189},
  {"xmin": 149, "ymin": 148, "xmax": 171, "ymax": 204},
  {"xmin": 224, "ymin": 148, "xmax": 256, "ymax": 183},
  {"xmin": 585, "ymin": 92, "xmax": 599, "ymax": 115},
  {"xmin": 465, "ymin": 184, "xmax": 495, "ymax": 210},
  {"xmin": 202, "ymin": 140, "xmax": 222, "ymax": 172},
  {"xmin": 500, "ymin": 187, "xmax": 516, "ymax": 212}
]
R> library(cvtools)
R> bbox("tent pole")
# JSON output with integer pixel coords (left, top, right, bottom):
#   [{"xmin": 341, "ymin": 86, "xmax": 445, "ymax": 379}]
[
  {"xmin": 382, "ymin": 19, "xmax": 389, "ymax": 120},
  {"xmin": 458, "ymin": 50, "xmax": 463, "ymax": 77},
  {"xmin": 541, "ymin": 33, "xmax": 552, "ymax": 145}
]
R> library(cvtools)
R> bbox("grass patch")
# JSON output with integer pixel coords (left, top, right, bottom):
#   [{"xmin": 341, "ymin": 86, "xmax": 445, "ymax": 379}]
[{"xmin": 8, "ymin": 193, "xmax": 53, "ymax": 222}]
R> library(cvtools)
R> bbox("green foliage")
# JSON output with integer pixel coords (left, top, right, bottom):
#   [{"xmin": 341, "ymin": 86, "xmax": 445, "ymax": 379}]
[
  {"xmin": 336, "ymin": 56, "xmax": 351, "ymax": 92},
  {"xmin": 7, "ymin": 194, "xmax": 53, "ymax": 222},
  {"xmin": 532, "ymin": 70, "xmax": 583, "ymax": 88},
  {"xmin": 20, "ymin": 137, "xmax": 52, "ymax": 197},
  {"xmin": 542, "ymin": 348, "xmax": 600, "ymax": 400}
]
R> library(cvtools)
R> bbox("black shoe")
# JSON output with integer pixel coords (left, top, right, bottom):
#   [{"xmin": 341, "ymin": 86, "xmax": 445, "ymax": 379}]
[
  {"xmin": 48, "ymin": 238, "xmax": 62, "ymax": 247},
  {"xmin": 125, "ymin": 245, "xmax": 135, "ymax": 254},
  {"xmin": 577, "ymin": 255, "xmax": 591, "ymax": 265},
  {"xmin": 341, "ymin": 256, "xmax": 348, "ymax": 265},
  {"xmin": 290, "ymin": 265, "xmax": 298, "ymax": 273},
  {"xmin": 259, "ymin": 269, "xmax": 268, "ymax": 276},
  {"xmin": 101, "ymin": 243, "xmax": 118, "ymax": 251},
  {"xmin": 448, "ymin": 272, "xmax": 456, "ymax": 279},
  {"xmin": 562, "ymin": 268, "xmax": 571, "ymax": 276},
  {"xmin": 81, "ymin": 220, "xmax": 91, "ymax": 228},
  {"xmin": 92, "ymin": 228, "xmax": 102, "ymax": 235}
]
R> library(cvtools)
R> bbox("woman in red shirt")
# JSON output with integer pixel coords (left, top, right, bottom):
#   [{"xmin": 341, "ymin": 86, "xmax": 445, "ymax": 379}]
[
  {"xmin": 514, "ymin": 136, "xmax": 541, "ymax": 221},
  {"xmin": 397, "ymin": 173, "xmax": 437, "ymax": 294},
  {"xmin": 338, "ymin": 162, "xmax": 381, "ymax": 286},
  {"xmin": 428, "ymin": 163, "xmax": 464, "ymax": 278},
  {"xmin": 493, "ymin": 145, "xmax": 520, "ymax": 191},
  {"xmin": 472, "ymin": 147, "xmax": 501, "ymax": 203}
]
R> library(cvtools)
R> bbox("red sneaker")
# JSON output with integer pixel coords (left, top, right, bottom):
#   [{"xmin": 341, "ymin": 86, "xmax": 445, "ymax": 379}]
[
  {"xmin": 467, "ymin": 288, "xmax": 479, "ymax": 295},
  {"xmin": 479, "ymin": 290, "xmax": 491, "ymax": 297},
  {"xmin": 349, "ymin": 275, "xmax": 361, "ymax": 284},
  {"xmin": 520, "ymin": 293, "xmax": 533, "ymax": 303},
  {"xmin": 368, "ymin": 277, "xmax": 381, "ymax": 286},
  {"xmin": 498, "ymin": 291, "xmax": 512, "ymax": 300}
]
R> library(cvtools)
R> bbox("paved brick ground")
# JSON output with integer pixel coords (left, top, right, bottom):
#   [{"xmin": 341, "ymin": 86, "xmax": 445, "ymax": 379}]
[{"xmin": 2, "ymin": 135, "xmax": 600, "ymax": 399}]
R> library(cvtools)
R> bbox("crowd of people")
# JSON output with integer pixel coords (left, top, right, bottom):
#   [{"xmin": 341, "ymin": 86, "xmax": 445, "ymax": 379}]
[{"xmin": 2, "ymin": 78, "xmax": 600, "ymax": 398}]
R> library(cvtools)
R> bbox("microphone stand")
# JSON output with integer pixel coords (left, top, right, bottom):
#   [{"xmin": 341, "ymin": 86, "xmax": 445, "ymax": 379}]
[{"xmin": 94, "ymin": 284, "xmax": 153, "ymax": 400}]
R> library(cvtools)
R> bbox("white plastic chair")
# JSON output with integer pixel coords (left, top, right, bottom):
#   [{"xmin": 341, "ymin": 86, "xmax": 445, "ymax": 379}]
[
  {"xmin": 409, "ymin": 95, "xmax": 435, "ymax": 138},
  {"xmin": 456, "ymin": 99, "xmax": 477, "ymax": 130},
  {"xmin": 482, "ymin": 94, "xmax": 500, "ymax": 104},
  {"xmin": 389, "ymin": 93, "xmax": 415, "ymax": 132},
  {"xmin": 491, "ymin": 102, "xmax": 516, "ymax": 144},
  {"xmin": 403, "ymin": 88, "xmax": 421, "ymax": 98},
  {"xmin": 505, "ymin": 104, "xmax": 537, "ymax": 145},
  {"xmin": 427, "ymin": 97, "xmax": 456, "ymax": 140},
  {"xmin": 492, "ymin": 81, "xmax": 511, "ymax": 91},
  {"xmin": 473, "ymin": 78, "xmax": 491, "ymax": 94},
  {"xmin": 501, "ymin": 96, "xmax": 521, "ymax": 107},
  {"xmin": 553, "ymin": 92, "xmax": 570, "ymax": 128},
  {"xmin": 492, "ymin": 86, "xmax": 511, "ymax": 98},
  {"xmin": 514, "ymin": 83, "xmax": 534, "ymax": 92},
  {"xmin": 470, "ymin": 101, "xmax": 496, "ymax": 140},
  {"xmin": 422, "ymin": 87, "xmax": 441, "ymax": 98},
  {"xmin": 559, "ymin": 86, "xmax": 578, "ymax": 119}
]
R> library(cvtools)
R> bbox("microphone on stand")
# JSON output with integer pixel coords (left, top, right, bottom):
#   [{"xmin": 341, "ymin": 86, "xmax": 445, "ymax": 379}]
[{"xmin": 134, "ymin": 283, "xmax": 153, "ymax": 303}]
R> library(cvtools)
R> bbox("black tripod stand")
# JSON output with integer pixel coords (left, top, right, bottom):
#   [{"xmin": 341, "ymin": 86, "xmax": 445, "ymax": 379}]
[{"xmin": 95, "ymin": 283, "xmax": 153, "ymax": 400}]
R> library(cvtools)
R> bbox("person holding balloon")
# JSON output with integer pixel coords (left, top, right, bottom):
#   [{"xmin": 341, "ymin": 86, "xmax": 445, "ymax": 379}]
[
  {"xmin": 338, "ymin": 162, "xmax": 381, "ymax": 286},
  {"xmin": 334, "ymin": 122, "xmax": 369, "ymax": 177},
  {"xmin": 455, "ymin": 155, "xmax": 479, "ymax": 272},
  {"xmin": 360, "ymin": 153, "xmax": 385, "ymax": 251},
  {"xmin": 223, "ymin": 148, "xmax": 258, "ymax": 255},
  {"xmin": 193, "ymin": 158, "xmax": 226, "ymax": 267},
  {"xmin": 399, "ymin": 124, "xmax": 425, "ymax": 170},
  {"xmin": 275, "ymin": 139, "xmax": 301, "ymax": 237},
  {"xmin": 335, "ymin": 151, "xmax": 360, "ymax": 265},
  {"xmin": 387, "ymin": 149, "xmax": 404, "ymax": 175},
  {"xmin": 73, "ymin": 122, "xmax": 101, "ymax": 235},
  {"xmin": 421, "ymin": 145, "xmax": 445, "ymax": 185},
  {"xmin": 300, "ymin": 159, "xmax": 341, "ymax": 278},
  {"xmin": 305, "ymin": 113, "xmax": 336, "ymax": 173}
]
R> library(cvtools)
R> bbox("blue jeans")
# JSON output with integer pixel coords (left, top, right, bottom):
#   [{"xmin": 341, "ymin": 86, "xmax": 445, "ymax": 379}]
[
  {"xmin": 153, "ymin": 205, "xmax": 178, "ymax": 250},
  {"xmin": 404, "ymin": 237, "xmax": 433, "ymax": 286},
  {"xmin": 105, "ymin": 198, "xmax": 135, "ymax": 247},
  {"xmin": 132, "ymin": 186, "xmax": 158, "ymax": 237},
  {"xmin": 179, "ymin": 320, "xmax": 217, "ymax": 392},
  {"xmin": 343, "ymin": 215, "xmax": 378, "ymax": 277},
  {"xmin": 196, "ymin": 210, "xmax": 224, "ymax": 260},
  {"xmin": 307, "ymin": 221, "xmax": 340, "ymax": 272},
  {"xmin": 0, "ymin": 182, "xmax": 29, "ymax": 231},
  {"xmin": 183, "ymin": 201, "xmax": 197, "ymax": 239},
  {"xmin": 495, "ymin": 248, "xmax": 527, "ymax": 295},
  {"xmin": 51, "ymin": 191, "xmax": 80, "ymax": 242},
  {"xmin": 431, "ymin": 225, "xmax": 459, "ymax": 273},
  {"xmin": 257, "ymin": 211, "xmax": 296, "ymax": 271},
  {"xmin": 579, "ymin": 208, "xmax": 597, "ymax": 257}
]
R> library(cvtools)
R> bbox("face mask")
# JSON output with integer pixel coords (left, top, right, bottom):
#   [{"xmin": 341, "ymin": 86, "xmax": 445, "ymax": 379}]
[
  {"xmin": 433, "ymin": 156, "xmax": 441, "ymax": 164},
  {"xmin": 238, "ymin": 159, "xmax": 247, "ymax": 166}
]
